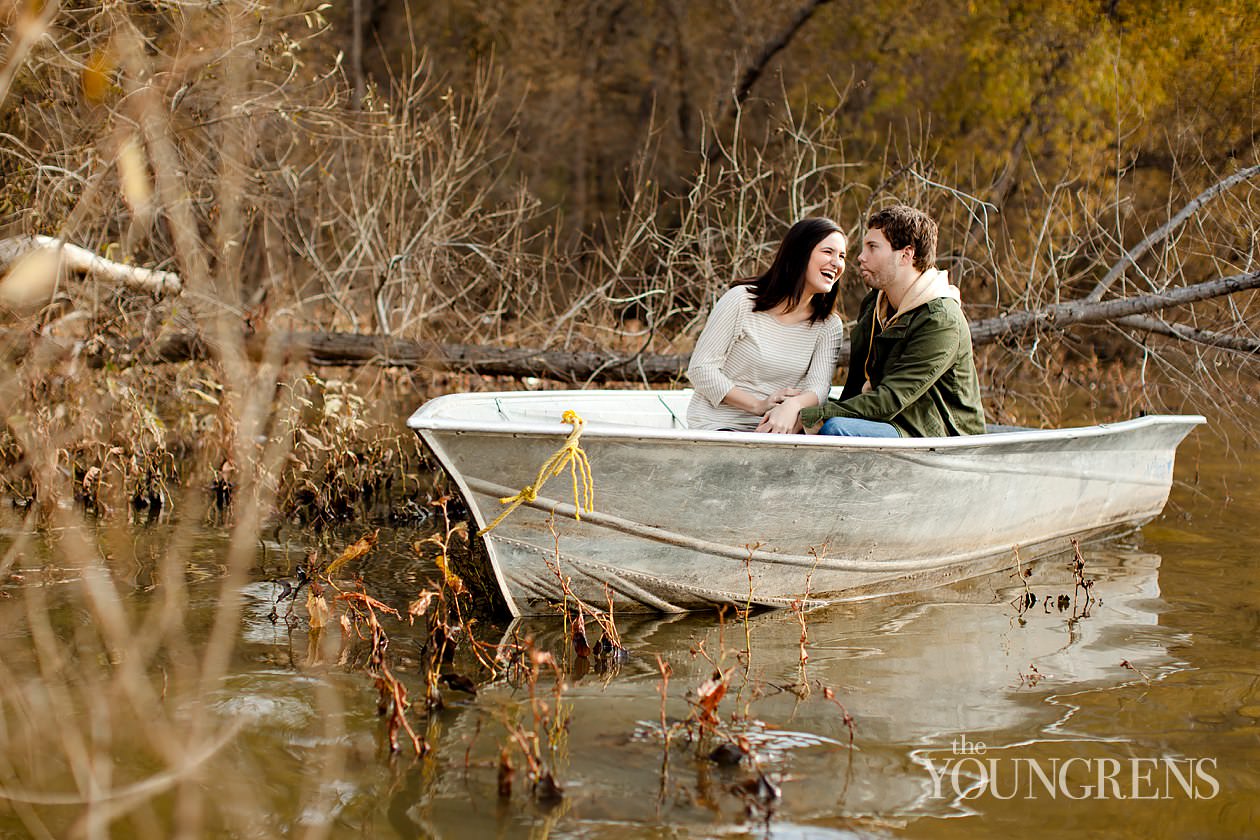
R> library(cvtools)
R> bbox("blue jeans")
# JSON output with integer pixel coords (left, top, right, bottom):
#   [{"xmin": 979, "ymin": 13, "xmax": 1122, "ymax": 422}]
[{"xmin": 818, "ymin": 417, "xmax": 901, "ymax": 438}]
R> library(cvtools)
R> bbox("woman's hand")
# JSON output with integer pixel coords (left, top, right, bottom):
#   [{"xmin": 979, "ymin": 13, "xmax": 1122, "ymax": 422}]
[
  {"xmin": 757, "ymin": 387, "xmax": 802, "ymax": 416},
  {"xmin": 756, "ymin": 396, "xmax": 805, "ymax": 434},
  {"xmin": 718, "ymin": 386, "xmax": 812, "ymax": 431}
]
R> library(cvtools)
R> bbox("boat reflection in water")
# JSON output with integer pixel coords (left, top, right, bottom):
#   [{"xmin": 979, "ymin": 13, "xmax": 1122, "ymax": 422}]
[{"xmin": 406, "ymin": 546, "xmax": 1174, "ymax": 832}]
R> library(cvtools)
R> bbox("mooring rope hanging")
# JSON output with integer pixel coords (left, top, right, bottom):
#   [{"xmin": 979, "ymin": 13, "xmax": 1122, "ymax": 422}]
[{"xmin": 478, "ymin": 410, "xmax": 594, "ymax": 535}]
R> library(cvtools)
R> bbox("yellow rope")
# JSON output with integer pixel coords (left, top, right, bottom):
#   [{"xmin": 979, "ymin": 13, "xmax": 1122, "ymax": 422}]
[{"xmin": 478, "ymin": 410, "xmax": 595, "ymax": 535}]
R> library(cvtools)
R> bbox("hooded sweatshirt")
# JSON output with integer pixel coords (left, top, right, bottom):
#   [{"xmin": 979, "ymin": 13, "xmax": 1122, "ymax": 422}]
[
  {"xmin": 864, "ymin": 268, "xmax": 960, "ymax": 392},
  {"xmin": 800, "ymin": 268, "xmax": 986, "ymax": 436}
]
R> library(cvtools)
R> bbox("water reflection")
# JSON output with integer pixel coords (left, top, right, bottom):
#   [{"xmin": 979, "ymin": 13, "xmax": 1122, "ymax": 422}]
[
  {"xmin": 364, "ymin": 546, "xmax": 1178, "ymax": 834},
  {"xmin": 3, "ymin": 503, "xmax": 1238, "ymax": 838}
]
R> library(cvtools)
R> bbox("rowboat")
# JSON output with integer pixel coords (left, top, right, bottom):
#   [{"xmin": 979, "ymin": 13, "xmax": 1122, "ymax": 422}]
[{"xmin": 406, "ymin": 389, "xmax": 1202, "ymax": 616}]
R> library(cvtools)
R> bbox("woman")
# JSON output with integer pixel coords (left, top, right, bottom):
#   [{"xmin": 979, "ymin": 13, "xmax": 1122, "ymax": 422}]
[{"xmin": 686, "ymin": 218, "xmax": 846, "ymax": 433}]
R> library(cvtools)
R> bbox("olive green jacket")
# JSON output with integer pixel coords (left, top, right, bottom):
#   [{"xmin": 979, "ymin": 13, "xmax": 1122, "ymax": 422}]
[{"xmin": 800, "ymin": 290, "xmax": 986, "ymax": 437}]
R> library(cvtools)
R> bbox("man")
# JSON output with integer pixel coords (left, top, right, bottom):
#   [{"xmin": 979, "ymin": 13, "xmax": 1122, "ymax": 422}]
[{"xmin": 800, "ymin": 204, "xmax": 986, "ymax": 437}]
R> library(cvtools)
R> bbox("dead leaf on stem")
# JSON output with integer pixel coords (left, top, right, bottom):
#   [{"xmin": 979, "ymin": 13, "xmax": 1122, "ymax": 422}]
[
  {"xmin": 535, "ymin": 770, "xmax": 564, "ymax": 805},
  {"xmin": 408, "ymin": 589, "xmax": 439, "ymax": 624},
  {"xmin": 434, "ymin": 552, "xmax": 468, "ymax": 595},
  {"xmin": 695, "ymin": 668, "xmax": 731, "ymax": 726},
  {"xmin": 326, "ymin": 529, "xmax": 379, "ymax": 577}
]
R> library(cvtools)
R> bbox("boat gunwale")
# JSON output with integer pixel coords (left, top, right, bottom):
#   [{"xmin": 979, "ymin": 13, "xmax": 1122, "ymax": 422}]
[{"xmin": 406, "ymin": 390, "xmax": 1205, "ymax": 450}]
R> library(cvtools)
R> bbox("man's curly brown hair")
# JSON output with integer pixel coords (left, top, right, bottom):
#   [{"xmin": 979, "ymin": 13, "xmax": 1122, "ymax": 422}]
[{"xmin": 867, "ymin": 205, "xmax": 938, "ymax": 272}]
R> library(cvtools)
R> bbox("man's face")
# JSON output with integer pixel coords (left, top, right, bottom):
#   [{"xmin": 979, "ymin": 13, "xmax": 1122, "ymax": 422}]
[{"xmin": 858, "ymin": 227, "xmax": 905, "ymax": 290}]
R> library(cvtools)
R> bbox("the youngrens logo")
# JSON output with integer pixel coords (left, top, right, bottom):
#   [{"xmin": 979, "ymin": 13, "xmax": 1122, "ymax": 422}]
[{"xmin": 921, "ymin": 735, "xmax": 1219, "ymax": 801}]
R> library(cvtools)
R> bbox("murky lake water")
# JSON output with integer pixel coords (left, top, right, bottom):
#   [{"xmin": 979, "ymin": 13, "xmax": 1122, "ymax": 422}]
[{"xmin": 1, "ymin": 426, "xmax": 1257, "ymax": 838}]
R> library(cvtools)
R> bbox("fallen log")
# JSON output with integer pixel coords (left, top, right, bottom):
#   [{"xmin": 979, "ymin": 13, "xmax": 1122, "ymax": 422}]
[
  {"xmin": 290, "ymin": 332, "xmax": 692, "ymax": 381},
  {"xmin": 3, "ymin": 270, "xmax": 1256, "ymax": 381},
  {"xmin": 0, "ymin": 328, "xmax": 693, "ymax": 382},
  {"xmin": 969, "ymin": 270, "xmax": 1260, "ymax": 346}
]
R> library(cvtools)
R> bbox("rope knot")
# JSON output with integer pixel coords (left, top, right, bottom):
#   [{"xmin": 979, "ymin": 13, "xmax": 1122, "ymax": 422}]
[
  {"xmin": 498, "ymin": 484, "xmax": 538, "ymax": 505},
  {"xmin": 478, "ymin": 411, "xmax": 595, "ymax": 536}
]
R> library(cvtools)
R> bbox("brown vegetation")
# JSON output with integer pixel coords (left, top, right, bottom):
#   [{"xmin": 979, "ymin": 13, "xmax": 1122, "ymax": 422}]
[
  {"xmin": 0, "ymin": 5, "xmax": 1256, "ymax": 829},
  {"xmin": 0, "ymin": 0, "xmax": 1255, "ymax": 517}
]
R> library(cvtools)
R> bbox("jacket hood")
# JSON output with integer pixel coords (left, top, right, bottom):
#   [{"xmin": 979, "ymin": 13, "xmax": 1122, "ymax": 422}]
[{"xmin": 875, "ymin": 268, "xmax": 960, "ymax": 331}]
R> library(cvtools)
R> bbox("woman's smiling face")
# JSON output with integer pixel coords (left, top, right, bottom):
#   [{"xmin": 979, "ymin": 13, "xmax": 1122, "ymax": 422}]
[{"xmin": 804, "ymin": 231, "xmax": 847, "ymax": 296}]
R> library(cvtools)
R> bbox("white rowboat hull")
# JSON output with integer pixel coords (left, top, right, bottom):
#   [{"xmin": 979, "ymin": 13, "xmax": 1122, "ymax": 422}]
[{"xmin": 407, "ymin": 389, "xmax": 1202, "ymax": 616}]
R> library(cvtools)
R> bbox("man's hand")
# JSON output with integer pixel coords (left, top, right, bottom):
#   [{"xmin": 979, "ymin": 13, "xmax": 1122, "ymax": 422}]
[{"xmin": 756, "ymin": 399, "xmax": 805, "ymax": 434}]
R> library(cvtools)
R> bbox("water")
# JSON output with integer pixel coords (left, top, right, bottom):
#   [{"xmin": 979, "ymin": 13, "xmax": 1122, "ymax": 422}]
[{"xmin": 0, "ymin": 429, "xmax": 1256, "ymax": 838}]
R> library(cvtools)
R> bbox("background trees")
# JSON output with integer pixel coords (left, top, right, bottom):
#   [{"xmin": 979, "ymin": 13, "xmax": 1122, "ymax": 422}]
[{"xmin": 1, "ymin": 0, "xmax": 1257, "ymax": 429}]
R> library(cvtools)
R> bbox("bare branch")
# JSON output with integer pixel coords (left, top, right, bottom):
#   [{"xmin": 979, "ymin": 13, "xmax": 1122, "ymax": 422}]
[
  {"xmin": 0, "ymin": 1, "xmax": 60, "ymax": 107},
  {"xmin": 1113, "ymin": 315, "xmax": 1260, "ymax": 355},
  {"xmin": 0, "ymin": 236, "xmax": 182, "ymax": 297},
  {"xmin": 1086, "ymin": 164, "xmax": 1260, "ymax": 302},
  {"xmin": 6, "ymin": 270, "xmax": 1254, "ymax": 382},
  {"xmin": 711, "ymin": 0, "xmax": 835, "ymax": 148},
  {"xmin": 973, "ymin": 270, "xmax": 1260, "ymax": 344}
]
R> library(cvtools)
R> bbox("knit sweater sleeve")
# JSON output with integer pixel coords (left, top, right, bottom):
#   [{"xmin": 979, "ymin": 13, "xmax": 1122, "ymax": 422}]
[
  {"xmin": 686, "ymin": 287, "xmax": 749, "ymax": 405},
  {"xmin": 801, "ymin": 315, "xmax": 843, "ymax": 405}
]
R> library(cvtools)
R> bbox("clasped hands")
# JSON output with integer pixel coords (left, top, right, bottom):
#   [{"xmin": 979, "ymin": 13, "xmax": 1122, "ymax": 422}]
[{"xmin": 754, "ymin": 387, "xmax": 806, "ymax": 434}]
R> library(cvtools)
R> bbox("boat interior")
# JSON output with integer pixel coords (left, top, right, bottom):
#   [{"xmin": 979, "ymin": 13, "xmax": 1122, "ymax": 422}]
[{"xmin": 410, "ymin": 388, "xmax": 1038, "ymax": 434}]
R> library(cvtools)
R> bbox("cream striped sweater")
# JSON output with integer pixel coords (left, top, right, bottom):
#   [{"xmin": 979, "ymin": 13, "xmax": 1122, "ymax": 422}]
[{"xmin": 686, "ymin": 286, "xmax": 843, "ymax": 431}]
